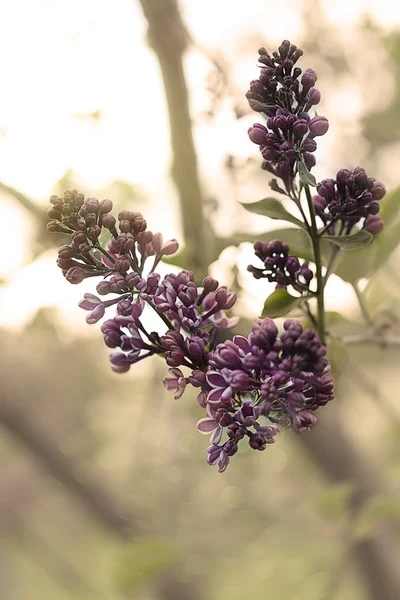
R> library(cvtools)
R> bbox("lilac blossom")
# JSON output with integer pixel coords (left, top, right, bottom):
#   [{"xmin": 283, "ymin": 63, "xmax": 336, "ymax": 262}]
[
  {"xmin": 247, "ymin": 240, "xmax": 313, "ymax": 293},
  {"xmin": 314, "ymin": 167, "xmax": 386, "ymax": 234}
]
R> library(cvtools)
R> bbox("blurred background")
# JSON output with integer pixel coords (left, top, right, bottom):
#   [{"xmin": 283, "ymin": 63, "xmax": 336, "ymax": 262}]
[{"xmin": 1, "ymin": 0, "xmax": 400, "ymax": 598}]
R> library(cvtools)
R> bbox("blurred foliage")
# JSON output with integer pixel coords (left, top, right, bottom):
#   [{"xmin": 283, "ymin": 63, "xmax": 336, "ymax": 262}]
[{"xmin": 115, "ymin": 538, "xmax": 175, "ymax": 597}]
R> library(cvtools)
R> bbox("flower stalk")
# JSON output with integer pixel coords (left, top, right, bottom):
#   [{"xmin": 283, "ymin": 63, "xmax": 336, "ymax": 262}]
[{"xmin": 304, "ymin": 183, "xmax": 326, "ymax": 344}]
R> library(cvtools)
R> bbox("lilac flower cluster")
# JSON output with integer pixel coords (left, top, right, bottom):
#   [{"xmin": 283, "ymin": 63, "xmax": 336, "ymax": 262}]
[
  {"xmin": 247, "ymin": 240, "xmax": 313, "ymax": 294},
  {"xmin": 165, "ymin": 318, "xmax": 334, "ymax": 472},
  {"xmin": 48, "ymin": 187, "xmax": 335, "ymax": 472},
  {"xmin": 246, "ymin": 40, "xmax": 328, "ymax": 189},
  {"xmin": 313, "ymin": 168, "xmax": 386, "ymax": 235}
]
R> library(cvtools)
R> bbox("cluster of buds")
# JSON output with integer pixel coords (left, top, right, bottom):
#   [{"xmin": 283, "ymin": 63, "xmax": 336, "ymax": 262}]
[
  {"xmin": 246, "ymin": 41, "xmax": 320, "ymax": 116},
  {"xmin": 47, "ymin": 189, "xmax": 179, "ymax": 286},
  {"xmin": 247, "ymin": 240, "xmax": 313, "ymax": 294},
  {"xmin": 246, "ymin": 40, "xmax": 328, "ymax": 189},
  {"xmin": 165, "ymin": 318, "xmax": 334, "ymax": 472},
  {"xmin": 313, "ymin": 168, "xmax": 386, "ymax": 234},
  {"xmin": 48, "ymin": 187, "xmax": 334, "ymax": 472},
  {"xmin": 248, "ymin": 108, "xmax": 328, "ymax": 182}
]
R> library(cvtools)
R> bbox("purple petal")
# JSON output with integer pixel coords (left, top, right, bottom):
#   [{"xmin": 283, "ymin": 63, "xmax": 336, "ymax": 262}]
[
  {"xmin": 211, "ymin": 426, "xmax": 223, "ymax": 444},
  {"xmin": 206, "ymin": 372, "xmax": 227, "ymax": 388},
  {"xmin": 196, "ymin": 418, "xmax": 218, "ymax": 434}
]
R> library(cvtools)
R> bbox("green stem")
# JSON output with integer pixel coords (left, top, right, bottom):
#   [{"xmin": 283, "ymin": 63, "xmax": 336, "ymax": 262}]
[
  {"xmin": 94, "ymin": 243, "xmax": 116, "ymax": 265},
  {"xmin": 352, "ymin": 282, "xmax": 374, "ymax": 327},
  {"xmin": 304, "ymin": 184, "xmax": 326, "ymax": 344}
]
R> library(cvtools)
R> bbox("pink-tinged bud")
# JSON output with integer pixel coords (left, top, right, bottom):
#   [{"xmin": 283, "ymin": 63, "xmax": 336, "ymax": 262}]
[
  {"xmin": 248, "ymin": 123, "xmax": 268, "ymax": 145},
  {"xmin": 78, "ymin": 293, "xmax": 102, "ymax": 310},
  {"xmin": 96, "ymin": 280, "xmax": 111, "ymax": 295},
  {"xmin": 309, "ymin": 116, "xmax": 329, "ymax": 138},
  {"xmin": 65, "ymin": 267, "xmax": 85, "ymax": 284},
  {"xmin": 161, "ymin": 239, "xmax": 179, "ymax": 256},
  {"xmin": 102, "ymin": 214, "xmax": 116, "ymax": 229},
  {"xmin": 152, "ymin": 232, "xmax": 163, "ymax": 254},
  {"xmin": 84, "ymin": 197, "xmax": 99, "ymax": 213},
  {"xmin": 114, "ymin": 256, "xmax": 130, "ymax": 274},
  {"xmin": 58, "ymin": 245, "xmax": 74, "ymax": 259},
  {"xmin": 364, "ymin": 214, "xmax": 384, "ymax": 235},
  {"xmin": 99, "ymin": 199, "xmax": 113, "ymax": 214},
  {"xmin": 86, "ymin": 303, "xmax": 105, "ymax": 324}
]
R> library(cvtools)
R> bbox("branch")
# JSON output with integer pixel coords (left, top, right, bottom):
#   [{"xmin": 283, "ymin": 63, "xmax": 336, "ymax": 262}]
[{"xmin": 344, "ymin": 334, "xmax": 400, "ymax": 348}]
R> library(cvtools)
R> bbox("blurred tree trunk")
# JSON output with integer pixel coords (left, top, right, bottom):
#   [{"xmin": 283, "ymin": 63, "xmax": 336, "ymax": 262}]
[
  {"xmin": 138, "ymin": 2, "xmax": 400, "ymax": 599},
  {"xmin": 299, "ymin": 411, "xmax": 400, "ymax": 600},
  {"xmin": 139, "ymin": 0, "xmax": 211, "ymax": 281},
  {"xmin": 0, "ymin": 397, "xmax": 136, "ymax": 539}
]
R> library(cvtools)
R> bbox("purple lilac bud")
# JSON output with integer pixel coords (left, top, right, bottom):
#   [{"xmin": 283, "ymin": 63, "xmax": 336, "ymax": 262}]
[
  {"xmin": 316, "ymin": 167, "xmax": 386, "ymax": 233},
  {"xmin": 247, "ymin": 240, "xmax": 313, "ymax": 293},
  {"xmin": 309, "ymin": 116, "xmax": 329, "ymax": 138},
  {"xmin": 363, "ymin": 214, "xmax": 384, "ymax": 235}
]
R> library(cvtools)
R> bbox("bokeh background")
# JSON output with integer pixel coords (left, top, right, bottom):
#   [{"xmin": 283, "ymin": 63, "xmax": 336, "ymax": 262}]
[{"xmin": 1, "ymin": 1, "xmax": 400, "ymax": 598}]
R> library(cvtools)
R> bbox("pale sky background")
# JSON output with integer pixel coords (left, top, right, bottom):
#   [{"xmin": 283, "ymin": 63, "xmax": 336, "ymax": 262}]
[{"xmin": 0, "ymin": 0, "xmax": 399, "ymax": 331}]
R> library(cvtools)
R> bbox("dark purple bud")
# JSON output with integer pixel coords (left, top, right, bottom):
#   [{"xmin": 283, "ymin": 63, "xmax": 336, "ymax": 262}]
[
  {"xmin": 248, "ymin": 123, "xmax": 268, "ymax": 145},
  {"xmin": 293, "ymin": 119, "xmax": 309, "ymax": 140},
  {"xmin": 202, "ymin": 276, "xmax": 219, "ymax": 293},
  {"xmin": 304, "ymin": 152, "xmax": 316, "ymax": 169},
  {"xmin": 301, "ymin": 68, "xmax": 317, "ymax": 93},
  {"xmin": 371, "ymin": 182, "xmax": 386, "ymax": 200},
  {"xmin": 305, "ymin": 88, "xmax": 321, "ymax": 108},
  {"xmin": 309, "ymin": 116, "xmax": 329, "ymax": 138},
  {"xmin": 336, "ymin": 169, "xmax": 350, "ymax": 185}
]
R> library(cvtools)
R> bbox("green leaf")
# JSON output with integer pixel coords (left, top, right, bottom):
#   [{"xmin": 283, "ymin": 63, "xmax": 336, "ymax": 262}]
[
  {"xmin": 332, "ymin": 187, "xmax": 400, "ymax": 282},
  {"xmin": 324, "ymin": 230, "xmax": 373, "ymax": 251},
  {"xmin": 261, "ymin": 290, "xmax": 302, "ymax": 318},
  {"xmin": 240, "ymin": 198, "xmax": 306, "ymax": 229},
  {"xmin": 115, "ymin": 538, "xmax": 175, "ymax": 597},
  {"xmin": 298, "ymin": 161, "xmax": 317, "ymax": 187}
]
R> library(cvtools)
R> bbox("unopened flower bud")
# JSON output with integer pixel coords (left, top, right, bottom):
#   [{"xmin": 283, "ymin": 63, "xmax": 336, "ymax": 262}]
[
  {"xmin": 161, "ymin": 239, "xmax": 179, "ymax": 256},
  {"xmin": 65, "ymin": 267, "xmax": 85, "ymax": 284},
  {"xmin": 364, "ymin": 214, "xmax": 384, "ymax": 235},
  {"xmin": 248, "ymin": 123, "xmax": 268, "ymax": 145},
  {"xmin": 99, "ymin": 199, "xmax": 113, "ymax": 214},
  {"xmin": 309, "ymin": 116, "xmax": 329, "ymax": 138}
]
